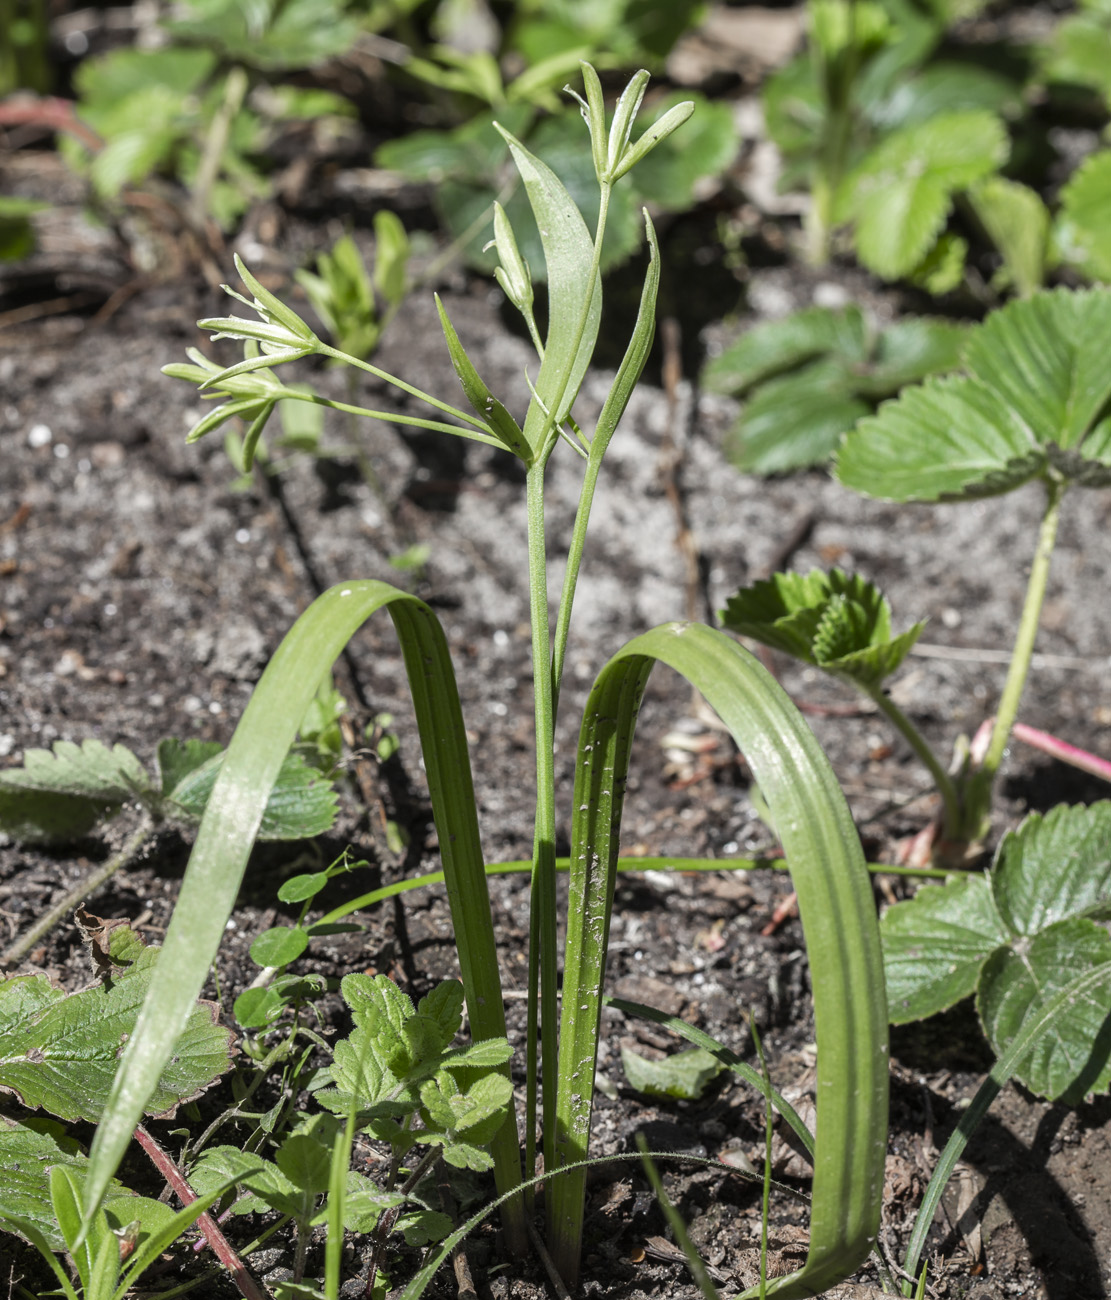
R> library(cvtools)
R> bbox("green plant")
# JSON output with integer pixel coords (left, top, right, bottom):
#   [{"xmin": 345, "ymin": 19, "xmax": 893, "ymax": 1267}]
[
  {"xmin": 86, "ymin": 65, "xmax": 887, "ymax": 1296},
  {"xmin": 764, "ymin": 0, "xmax": 1020, "ymax": 271},
  {"xmin": 702, "ymin": 304, "xmax": 967, "ymax": 473},
  {"xmin": 54, "ymin": 0, "xmax": 358, "ymax": 236},
  {"xmin": 725, "ymin": 286, "xmax": 1111, "ymax": 854},
  {"xmin": 0, "ymin": 737, "xmax": 339, "ymax": 964}
]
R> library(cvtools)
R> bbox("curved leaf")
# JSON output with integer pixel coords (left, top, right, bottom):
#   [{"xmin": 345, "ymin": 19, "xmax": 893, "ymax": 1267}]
[
  {"xmin": 549, "ymin": 622, "xmax": 888, "ymax": 1297},
  {"xmin": 83, "ymin": 582, "xmax": 523, "ymax": 1252},
  {"xmin": 1057, "ymin": 148, "xmax": 1111, "ymax": 283}
]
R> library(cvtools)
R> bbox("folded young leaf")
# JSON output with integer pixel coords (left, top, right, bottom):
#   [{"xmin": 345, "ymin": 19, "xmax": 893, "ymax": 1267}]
[
  {"xmin": 721, "ymin": 569, "xmax": 926, "ymax": 689},
  {"xmin": 1057, "ymin": 151, "xmax": 1111, "ymax": 285},
  {"xmin": 0, "ymin": 934, "xmax": 233, "ymax": 1122},
  {"xmin": 881, "ymin": 802, "xmax": 1111, "ymax": 1100}
]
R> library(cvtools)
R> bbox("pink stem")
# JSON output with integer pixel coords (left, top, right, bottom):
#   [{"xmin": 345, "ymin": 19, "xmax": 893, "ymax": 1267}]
[
  {"xmin": 134, "ymin": 1125, "xmax": 268, "ymax": 1300},
  {"xmin": 1010, "ymin": 722, "xmax": 1111, "ymax": 785}
]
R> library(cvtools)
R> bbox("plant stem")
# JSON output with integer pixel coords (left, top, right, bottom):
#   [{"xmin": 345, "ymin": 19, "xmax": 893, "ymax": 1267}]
[
  {"xmin": 865, "ymin": 688, "xmax": 962, "ymax": 841},
  {"xmin": 189, "ymin": 65, "xmax": 248, "ymax": 232},
  {"xmin": 524, "ymin": 459, "xmax": 559, "ymax": 1186},
  {"xmin": 964, "ymin": 475, "xmax": 1065, "ymax": 837},
  {"xmin": 134, "ymin": 1125, "xmax": 268, "ymax": 1300},
  {"xmin": 2, "ymin": 822, "xmax": 152, "ymax": 965}
]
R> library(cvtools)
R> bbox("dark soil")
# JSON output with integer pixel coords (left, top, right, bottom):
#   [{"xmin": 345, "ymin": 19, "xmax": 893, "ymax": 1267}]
[{"xmin": 4, "ymin": 13, "xmax": 1111, "ymax": 1300}]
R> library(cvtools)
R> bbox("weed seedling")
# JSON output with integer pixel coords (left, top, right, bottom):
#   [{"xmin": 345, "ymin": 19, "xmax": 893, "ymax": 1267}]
[{"xmin": 81, "ymin": 64, "xmax": 890, "ymax": 1297}]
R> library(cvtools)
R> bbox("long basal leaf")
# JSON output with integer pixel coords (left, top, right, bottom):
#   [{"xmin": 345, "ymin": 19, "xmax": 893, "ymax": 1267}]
[
  {"xmin": 496, "ymin": 125, "xmax": 601, "ymax": 455},
  {"xmin": 83, "ymin": 582, "xmax": 524, "ymax": 1254},
  {"xmin": 550, "ymin": 622, "xmax": 888, "ymax": 1297}
]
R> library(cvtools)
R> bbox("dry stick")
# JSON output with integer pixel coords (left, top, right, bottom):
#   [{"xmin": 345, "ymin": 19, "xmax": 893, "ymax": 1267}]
[
  {"xmin": 2, "ymin": 822, "xmax": 153, "ymax": 966},
  {"xmin": 134, "ymin": 1124, "xmax": 269, "ymax": 1300}
]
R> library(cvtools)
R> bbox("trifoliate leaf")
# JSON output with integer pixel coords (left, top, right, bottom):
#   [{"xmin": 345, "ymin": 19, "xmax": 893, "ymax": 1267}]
[
  {"xmin": 620, "ymin": 1045, "xmax": 725, "ymax": 1100},
  {"xmin": 881, "ymin": 803, "xmax": 1111, "ymax": 1099},
  {"xmin": 843, "ymin": 110, "xmax": 1008, "ymax": 280},
  {"xmin": 0, "ymin": 937, "xmax": 233, "ymax": 1122},
  {"xmin": 721, "ymin": 569, "xmax": 926, "ymax": 689}
]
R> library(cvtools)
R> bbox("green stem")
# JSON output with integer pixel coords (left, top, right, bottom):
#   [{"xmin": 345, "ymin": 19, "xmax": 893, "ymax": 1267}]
[
  {"xmin": 295, "ymin": 392, "xmax": 503, "ymax": 449},
  {"xmin": 2, "ymin": 822, "xmax": 153, "ymax": 965},
  {"xmin": 315, "ymin": 343, "xmax": 493, "ymax": 433},
  {"xmin": 550, "ymin": 448, "xmax": 604, "ymax": 712},
  {"xmin": 524, "ymin": 460, "xmax": 559, "ymax": 1187},
  {"xmin": 981, "ymin": 475, "xmax": 1065, "ymax": 778},
  {"xmin": 865, "ymin": 688, "xmax": 962, "ymax": 841},
  {"xmin": 189, "ymin": 65, "xmax": 248, "ymax": 232},
  {"xmin": 964, "ymin": 475, "xmax": 1065, "ymax": 838}
]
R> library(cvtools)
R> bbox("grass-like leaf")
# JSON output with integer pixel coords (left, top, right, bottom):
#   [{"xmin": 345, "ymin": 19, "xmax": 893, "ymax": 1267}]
[
  {"xmin": 82, "ymin": 582, "xmax": 524, "ymax": 1253},
  {"xmin": 550, "ymin": 622, "xmax": 887, "ymax": 1297}
]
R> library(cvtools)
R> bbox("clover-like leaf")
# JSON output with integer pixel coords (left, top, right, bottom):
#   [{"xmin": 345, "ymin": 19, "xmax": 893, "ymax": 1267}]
[
  {"xmin": 881, "ymin": 803, "xmax": 1111, "ymax": 1099},
  {"xmin": 842, "ymin": 110, "xmax": 1008, "ymax": 280},
  {"xmin": 721, "ymin": 569, "xmax": 926, "ymax": 690},
  {"xmin": 0, "ymin": 930, "xmax": 233, "ymax": 1122}
]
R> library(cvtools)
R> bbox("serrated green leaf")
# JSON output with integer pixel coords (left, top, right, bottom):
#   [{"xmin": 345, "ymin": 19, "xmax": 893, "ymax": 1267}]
[
  {"xmin": 167, "ymin": 748, "xmax": 337, "ymax": 839},
  {"xmin": 0, "ymin": 1117, "xmax": 94, "ymax": 1250},
  {"xmin": 867, "ymin": 316, "xmax": 967, "ymax": 392},
  {"xmin": 497, "ymin": 124, "xmax": 602, "ymax": 454},
  {"xmin": 881, "ymin": 873, "xmax": 1007, "ymax": 1023},
  {"xmin": 844, "ymin": 111, "xmax": 1008, "ymax": 280},
  {"xmin": 908, "ymin": 231, "xmax": 967, "ymax": 296},
  {"xmin": 978, "ymin": 919, "xmax": 1111, "ymax": 1101},
  {"xmin": 729, "ymin": 365, "xmax": 870, "ymax": 475},
  {"xmin": 836, "ymin": 374, "xmax": 1042, "ymax": 501},
  {"xmin": 417, "ymin": 980, "xmax": 464, "ymax": 1046},
  {"xmin": 0, "ymin": 740, "xmax": 148, "ymax": 844},
  {"xmin": 1041, "ymin": 11, "xmax": 1111, "ymax": 100},
  {"xmin": 397, "ymin": 1207, "xmax": 453, "ymax": 1245},
  {"xmin": 439, "ymin": 1038, "xmax": 514, "ymax": 1070},
  {"xmin": 964, "ymin": 287, "xmax": 1111, "ymax": 451},
  {"xmin": 188, "ymin": 1145, "xmax": 270, "ymax": 1217},
  {"xmin": 276, "ymin": 1133, "xmax": 332, "ymax": 1196},
  {"xmin": 703, "ymin": 307, "xmax": 868, "ymax": 396},
  {"xmin": 1059, "ymin": 151, "xmax": 1111, "ymax": 286},
  {"xmin": 157, "ymin": 738, "xmax": 223, "ymax": 797},
  {"xmin": 0, "ymin": 958, "xmax": 233, "ymax": 1123},
  {"xmin": 620, "ymin": 1045, "xmax": 725, "ymax": 1100},
  {"xmin": 721, "ymin": 569, "xmax": 925, "ymax": 688},
  {"xmin": 991, "ymin": 803, "xmax": 1111, "ymax": 936}
]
